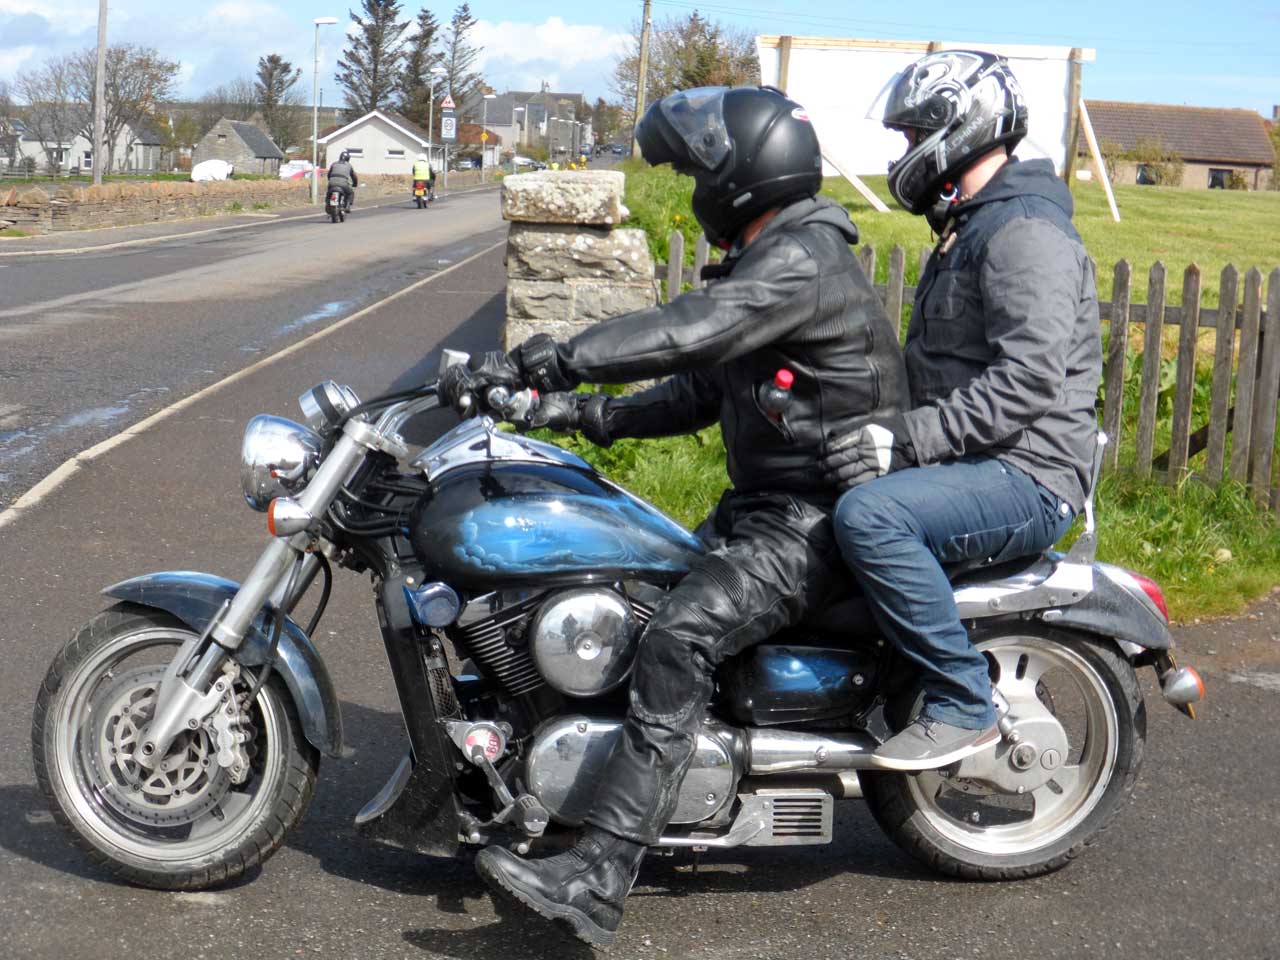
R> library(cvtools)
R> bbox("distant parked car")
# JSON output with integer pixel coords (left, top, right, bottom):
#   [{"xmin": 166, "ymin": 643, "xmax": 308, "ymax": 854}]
[
  {"xmin": 278, "ymin": 160, "xmax": 315, "ymax": 181},
  {"xmin": 610, "ymin": 144, "xmax": 626, "ymax": 155},
  {"xmin": 513, "ymin": 156, "xmax": 547, "ymax": 171}
]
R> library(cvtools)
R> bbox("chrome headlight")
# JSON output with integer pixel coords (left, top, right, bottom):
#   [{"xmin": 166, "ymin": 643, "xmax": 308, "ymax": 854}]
[
  {"xmin": 240, "ymin": 415, "xmax": 324, "ymax": 512},
  {"xmin": 298, "ymin": 381, "xmax": 361, "ymax": 437}
]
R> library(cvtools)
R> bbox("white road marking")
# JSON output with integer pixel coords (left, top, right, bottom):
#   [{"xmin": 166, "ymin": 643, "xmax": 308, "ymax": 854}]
[
  {"xmin": 0, "ymin": 238, "xmax": 505, "ymax": 530},
  {"xmin": 1227, "ymin": 671, "xmax": 1280, "ymax": 693}
]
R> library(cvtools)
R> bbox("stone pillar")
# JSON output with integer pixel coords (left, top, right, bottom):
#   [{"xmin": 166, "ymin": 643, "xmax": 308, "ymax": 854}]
[{"xmin": 501, "ymin": 170, "xmax": 658, "ymax": 350}]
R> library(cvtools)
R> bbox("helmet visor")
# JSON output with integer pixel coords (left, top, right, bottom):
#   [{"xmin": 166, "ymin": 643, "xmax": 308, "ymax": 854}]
[{"xmin": 659, "ymin": 87, "xmax": 733, "ymax": 173}]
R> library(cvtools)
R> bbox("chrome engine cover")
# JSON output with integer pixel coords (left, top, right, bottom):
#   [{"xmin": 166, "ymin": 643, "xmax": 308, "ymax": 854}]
[
  {"xmin": 529, "ymin": 588, "xmax": 638, "ymax": 698},
  {"xmin": 526, "ymin": 716, "xmax": 738, "ymax": 826}
]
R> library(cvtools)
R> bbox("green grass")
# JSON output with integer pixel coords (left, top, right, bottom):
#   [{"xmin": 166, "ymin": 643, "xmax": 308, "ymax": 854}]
[
  {"xmin": 252, "ymin": 201, "xmax": 271, "ymax": 210},
  {"xmin": 0, "ymin": 228, "xmax": 31, "ymax": 238},
  {"xmin": 226, "ymin": 201, "xmax": 244, "ymax": 213},
  {"xmin": 614, "ymin": 160, "xmax": 1280, "ymax": 619}
]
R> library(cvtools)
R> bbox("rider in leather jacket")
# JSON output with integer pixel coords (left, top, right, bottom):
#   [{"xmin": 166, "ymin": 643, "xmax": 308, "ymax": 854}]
[
  {"xmin": 326, "ymin": 151, "xmax": 358, "ymax": 210},
  {"xmin": 442, "ymin": 86, "xmax": 909, "ymax": 946}
]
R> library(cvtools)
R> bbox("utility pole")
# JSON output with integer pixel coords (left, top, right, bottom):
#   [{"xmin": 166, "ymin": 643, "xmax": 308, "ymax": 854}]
[
  {"xmin": 92, "ymin": 0, "xmax": 107, "ymax": 185},
  {"xmin": 630, "ymin": 0, "xmax": 652, "ymax": 158}
]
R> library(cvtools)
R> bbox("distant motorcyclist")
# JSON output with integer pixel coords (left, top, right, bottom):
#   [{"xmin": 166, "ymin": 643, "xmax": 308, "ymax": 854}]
[
  {"xmin": 326, "ymin": 150, "xmax": 358, "ymax": 211},
  {"xmin": 412, "ymin": 152, "xmax": 435, "ymax": 201}
]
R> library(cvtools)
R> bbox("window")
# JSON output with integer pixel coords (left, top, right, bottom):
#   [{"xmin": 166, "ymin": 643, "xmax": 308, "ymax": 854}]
[
  {"xmin": 216, "ymin": 134, "xmax": 227, "ymax": 142},
  {"xmin": 386, "ymin": 148, "xmax": 405, "ymax": 159},
  {"xmin": 1208, "ymin": 168, "xmax": 1231, "ymax": 189},
  {"xmin": 345, "ymin": 147, "xmax": 363, "ymax": 158},
  {"xmin": 82, "ymin": 150, "xmax": 92, "ymax": 170},
  {"xmin": 1135, "ymin": 164, "xmax": 1156, "ymax": 186}
]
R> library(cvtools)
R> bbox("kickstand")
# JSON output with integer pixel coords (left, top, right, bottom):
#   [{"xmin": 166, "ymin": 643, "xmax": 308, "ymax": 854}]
[{"xmin": 690, "ymin": 845, "xmax": 706, "ymax": 875}]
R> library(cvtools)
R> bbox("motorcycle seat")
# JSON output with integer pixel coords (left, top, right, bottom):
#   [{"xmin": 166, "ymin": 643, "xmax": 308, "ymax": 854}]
[{"xmin": 799, "ymin": 552, "xmax": 1057, "ymax": 636}]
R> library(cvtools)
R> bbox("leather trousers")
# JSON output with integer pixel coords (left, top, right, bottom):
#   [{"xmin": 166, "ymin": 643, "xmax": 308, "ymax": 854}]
[{"xmin": 586, "ymin": 491, "xmax": 846, "ymax": 844}]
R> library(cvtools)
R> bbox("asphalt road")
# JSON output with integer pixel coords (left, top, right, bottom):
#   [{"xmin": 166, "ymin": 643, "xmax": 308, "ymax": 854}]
[
  {"xmin": 0, "ymin": 186, "xmax": 506, "ymax": 508},
  {"xmin": 0, "ymin": 206, "xmax": 1276, "ymax": 960}
]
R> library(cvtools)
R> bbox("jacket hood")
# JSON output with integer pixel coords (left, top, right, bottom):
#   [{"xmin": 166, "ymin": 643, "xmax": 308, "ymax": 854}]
[
  {"xmin": 756, "ymin": 194, "xmax": 860, "ymax": 247},
  {"xmin": 956, "ymin": 157, "xmax": 1073, "ymax": 219}
]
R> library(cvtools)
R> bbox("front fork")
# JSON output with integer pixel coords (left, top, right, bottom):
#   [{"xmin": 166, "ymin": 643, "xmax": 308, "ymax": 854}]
[{"xmin": 137, "ymin": 429, "xmax": 369, "ymax": 768}]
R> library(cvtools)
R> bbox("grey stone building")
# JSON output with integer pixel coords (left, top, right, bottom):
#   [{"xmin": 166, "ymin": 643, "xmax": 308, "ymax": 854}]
[{"xmin": 194, "ymin": 119, "xmax": 284, "ymax": 175}]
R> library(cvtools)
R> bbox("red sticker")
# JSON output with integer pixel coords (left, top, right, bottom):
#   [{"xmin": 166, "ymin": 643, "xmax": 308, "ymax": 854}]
[{"xmin": 791, "ymin": 107, "xmax": 810, "ymax": 122}]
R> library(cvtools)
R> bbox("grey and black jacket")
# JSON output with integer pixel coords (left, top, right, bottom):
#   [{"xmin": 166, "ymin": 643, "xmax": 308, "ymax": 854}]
[
  {"xmin": 326, "ymin": 161, "xmax": 358, "ymax": 188},
  {"xmin": 552, "ymin": 196, "xmax": 910, "ymax": 499},
  {"xmin": 902, "ymin": 158, "xmax": 1101, "ymax": 511}
]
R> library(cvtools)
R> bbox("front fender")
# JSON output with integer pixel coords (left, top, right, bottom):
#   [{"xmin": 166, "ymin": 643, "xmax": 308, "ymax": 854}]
[{"xmin": 103, "ymin": 571, "xmax": 345, "ymax": 759}]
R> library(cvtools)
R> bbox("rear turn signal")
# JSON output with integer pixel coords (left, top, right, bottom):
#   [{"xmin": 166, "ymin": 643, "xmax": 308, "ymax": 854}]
[{"xmin": 1127, "ymin": 570, "xmax": 1169, "ymax": 621}]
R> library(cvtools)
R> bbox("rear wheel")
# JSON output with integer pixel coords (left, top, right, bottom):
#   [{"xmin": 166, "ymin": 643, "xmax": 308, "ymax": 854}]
[
  {"xmin": 862, "ymin": 627, "xmax": 1145, "ymax": 880},
  {"xmin": 32, "ymin": 603, "xmax": 319, "ymax": 889}
]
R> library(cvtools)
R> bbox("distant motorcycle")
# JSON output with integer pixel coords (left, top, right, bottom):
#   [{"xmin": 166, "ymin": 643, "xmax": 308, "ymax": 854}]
[
  {"xmin": 412, "ymin": 179, "xmax": 433, "ymax": 209},
  {"xmin": 325, "ymin": 187, "xmax": 347, "ymax": 223},
  {"xmin": 31, "ymin": 351, "xmax": 1203, "ymax": 891}
]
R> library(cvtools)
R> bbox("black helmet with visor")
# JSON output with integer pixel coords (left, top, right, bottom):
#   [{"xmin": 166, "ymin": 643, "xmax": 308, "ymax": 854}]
[{"xmin": 636, "ymin": 85, "xmax": 823, "ymax": 248}]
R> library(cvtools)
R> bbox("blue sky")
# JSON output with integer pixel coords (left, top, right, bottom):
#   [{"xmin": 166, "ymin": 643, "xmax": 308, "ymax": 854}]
[{"xmin": 2, "ymin": 0, "xmax": 1277, "ymax": 117}]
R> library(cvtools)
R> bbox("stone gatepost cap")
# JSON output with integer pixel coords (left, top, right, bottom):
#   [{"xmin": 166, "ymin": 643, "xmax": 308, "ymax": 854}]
[{"xmin": 501, "ymin": 170, "xmax": 628, "ymax": 226}]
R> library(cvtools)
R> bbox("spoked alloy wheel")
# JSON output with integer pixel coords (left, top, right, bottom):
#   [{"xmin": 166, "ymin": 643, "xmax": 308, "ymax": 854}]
[
  {"xmin": 863, "ymin": 627, "xmax": 1145, "ymax": 879},
  {"xmin": 33, "ymin": 603, "xmax": 318, "ymax": 889}
]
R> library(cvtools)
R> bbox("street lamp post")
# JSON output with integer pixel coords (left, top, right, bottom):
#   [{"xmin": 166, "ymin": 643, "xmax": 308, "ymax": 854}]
[
  {"xmin": 427, "ymin": 65, "xmax": 446, "ymax": 172},
  {"xmin": 481, "ymin": 93, "xmax": 496, "ymax": 181},
  {"xmin": 311, "ymin": 16, "xmax": 338, "ymax": 203},
  {"xmin": 513, "ymin": 106, "xmax": 524, "ymax": 151}
]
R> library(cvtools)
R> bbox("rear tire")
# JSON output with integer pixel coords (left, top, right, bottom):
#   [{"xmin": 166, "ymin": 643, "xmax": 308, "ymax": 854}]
[
  {"xmin": 862, "ymin": 627, "xmax": 1145, "ymax": 880},
  {"xmin": 32, "ymin": 603, "xmax": 320, "ymax": 890}
]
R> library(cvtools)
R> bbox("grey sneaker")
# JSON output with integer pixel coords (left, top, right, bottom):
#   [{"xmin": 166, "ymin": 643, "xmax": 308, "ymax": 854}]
[{"xmin": 873, "ymin": 716, "xmax": 1000, "ymax": 771}]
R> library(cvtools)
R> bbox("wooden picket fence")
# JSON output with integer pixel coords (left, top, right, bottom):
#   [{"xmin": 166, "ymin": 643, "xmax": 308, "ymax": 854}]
[{"xmin": 656, "ymin": 232, "xmax": 1280, "ymax": 509}]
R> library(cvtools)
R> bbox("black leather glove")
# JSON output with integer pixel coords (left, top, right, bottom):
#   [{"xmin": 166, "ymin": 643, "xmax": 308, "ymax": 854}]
[
  {"xmin": 821, "ymin": 413, "xmax": 917, "ymax": 491},
  {"xmin": 520, "ymin": 391, "xmax": 613, "ymax": 447},
  {"xmin": 511, "ymin": 334, "xmax": 579, "ymax": 393},
  {"xmin": 439, "ymin": 351, "xmax": 524, "ymax": 417}
]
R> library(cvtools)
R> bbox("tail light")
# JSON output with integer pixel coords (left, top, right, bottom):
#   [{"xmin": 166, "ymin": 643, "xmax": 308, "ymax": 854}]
[{"xmin": 1127, "ymin": 570, "xmax": 1169, "ymax": 621}]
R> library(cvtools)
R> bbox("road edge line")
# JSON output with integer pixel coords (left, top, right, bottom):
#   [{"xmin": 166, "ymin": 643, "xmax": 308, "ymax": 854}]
[{"xmin": 0, "ymin": 237, "xmax": 506, "ymax": 530}]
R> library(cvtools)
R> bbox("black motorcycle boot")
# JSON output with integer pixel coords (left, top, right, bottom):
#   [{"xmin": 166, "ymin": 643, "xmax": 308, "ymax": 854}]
[{"xmin": 474, "ymin": 826, "xmax": 646, "ymax": 946}]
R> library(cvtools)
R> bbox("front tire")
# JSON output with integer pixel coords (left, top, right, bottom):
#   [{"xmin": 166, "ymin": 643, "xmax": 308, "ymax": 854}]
[
  {"xmin": 32, "ymin": 603, "xmax": 319, "ymax": 889},
  {"xmin": 862, "ymin": 627, "xmax": 1145, "ymax": 880}
]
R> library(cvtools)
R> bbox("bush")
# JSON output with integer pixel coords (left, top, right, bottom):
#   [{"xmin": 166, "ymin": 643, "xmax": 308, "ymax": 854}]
[
  {"xmin": 1127, "ymin": 137, "xmax": 1184, "ymax": 187},
  {"xmin": 1227, "ymin": 170, "xmax": 1249, "ymax": 191}
]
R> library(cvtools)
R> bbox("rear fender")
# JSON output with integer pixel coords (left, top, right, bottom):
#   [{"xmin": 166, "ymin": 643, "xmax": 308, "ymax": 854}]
[
  {"xmin": 1038, "ymin": 563, "xmax": 1173, "ymax": 654},
  {"xmin": 103, "ymin": 571, "xmax": 345, "ymax": 758}
]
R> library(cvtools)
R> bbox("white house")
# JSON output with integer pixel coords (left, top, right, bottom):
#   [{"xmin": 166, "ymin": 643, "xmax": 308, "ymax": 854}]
[
  {"xmin": 316, "ymin": 109, "xmax": 443, "ymax": 176},
  {"xmin": 9, "ymin": 109, "xmax": 163, "ymax": 174}
]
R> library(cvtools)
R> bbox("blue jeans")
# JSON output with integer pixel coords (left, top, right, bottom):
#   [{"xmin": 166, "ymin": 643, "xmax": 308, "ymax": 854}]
[{"xmin": 833, "ymin": 457, "xmax": 1074, "ymax": 730}]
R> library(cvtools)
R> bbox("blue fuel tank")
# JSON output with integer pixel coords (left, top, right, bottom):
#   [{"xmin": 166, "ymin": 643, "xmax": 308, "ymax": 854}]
[{"xmin": 410, "ymin": 460, "xmax": 705, "ymax": 590}]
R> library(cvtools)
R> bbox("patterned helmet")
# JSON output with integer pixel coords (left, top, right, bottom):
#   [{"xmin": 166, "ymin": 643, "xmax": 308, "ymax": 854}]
[{"xmin": 880, "ymin": 50, "xmax": 1027, "ymax": 214}]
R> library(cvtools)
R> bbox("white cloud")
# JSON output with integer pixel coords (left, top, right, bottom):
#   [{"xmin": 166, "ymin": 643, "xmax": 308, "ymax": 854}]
[
  {"xmin": 0, "ymin": 0, "xmax": 94, "ymax": 34},
  {"xmin": 472, "ymin": 16, "xmax": 628, "ymax": 73},
  {"xmin": 0, "ymin": 44, "xmax": 36, "ymax": 75}
]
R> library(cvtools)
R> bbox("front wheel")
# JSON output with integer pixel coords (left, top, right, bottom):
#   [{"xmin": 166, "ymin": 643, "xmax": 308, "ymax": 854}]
[
  {"xmin": 862, "ymin": 627, "xmax": 1145, "ymax": 880},
  {"xmin": 32, "ymin": 603, "xmax": 319, "ymax": 889}
]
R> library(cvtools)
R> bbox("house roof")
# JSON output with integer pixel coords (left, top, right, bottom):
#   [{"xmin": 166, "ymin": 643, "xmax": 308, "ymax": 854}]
[
  {"xmin": 316, "ymin": 109, "xmax": 432, "ymax": 147},
  {"xmin": 228, "ymin": 120, "xmax": 284, "ymax": 159},
  {"xmin": 1083, "ymin": 100, "xmax": 1276, "ymax": 166}
]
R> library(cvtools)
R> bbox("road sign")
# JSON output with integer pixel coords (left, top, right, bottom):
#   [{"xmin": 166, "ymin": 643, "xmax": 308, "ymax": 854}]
[
  {"xmin": 480, "ymin": 132, "xmax": 488, "ymax": 142},
  {"xmin": 440, "ymin": 113, "xmax": 457, "ymax": 143},
  {"xmin": 440, "ymin": 94, "xmax": 455, "ymax": 110}
]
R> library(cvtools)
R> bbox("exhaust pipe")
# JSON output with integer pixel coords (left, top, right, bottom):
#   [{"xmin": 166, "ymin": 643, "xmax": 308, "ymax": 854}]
[{"xmin": 745, "ymin": 727, "xmax": 880, "ymax": 774}]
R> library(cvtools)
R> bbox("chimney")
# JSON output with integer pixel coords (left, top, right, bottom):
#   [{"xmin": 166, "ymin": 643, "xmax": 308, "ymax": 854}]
[{"xmin": 1273, "ymin": 105, "xmax": 1280, "ymax": 121}]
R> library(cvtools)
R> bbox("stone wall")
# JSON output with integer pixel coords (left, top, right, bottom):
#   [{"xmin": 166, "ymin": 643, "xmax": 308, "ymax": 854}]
[
  {"xmin": 0, "ymin": 172, "xmax": 487, "ymax": 235},
  {"xmin": 502, "ymin": 170, "xmax": 658, "ymax": 349}
]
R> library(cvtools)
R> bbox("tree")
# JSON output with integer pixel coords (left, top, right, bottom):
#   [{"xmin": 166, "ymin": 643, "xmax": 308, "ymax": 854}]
[
  {"xmin": 336, "ymin": 0, "xmax": 409, "ymax": 117},
  {"xmin": 610, "ymin": 11, "xmax": 759, "ymax": 126},
  {"xmin": 13, "ymin": 56, "xmax": 80, "ymax": 173},
  {"xmin": 399, "ymin": 7, "xmax": 443, "ymax": 130},
  {"xmin": 196, "ymin": 77, "xmax": 258, "ymax": 134},
  {"xmin": 441, "ymin": 3, "xmax": 483, "ymax": 111},
  {"xmin": 0, "ymin": 80, "xmax": 17, "ymax": 168},
  {"xmin": 591, "ymin": 97, "xmax": 625, "ymax": 144},
  {"xmin": 255, "ymin": 54, "xmax": 304, "ymax": 150},
  {"xmin": 69, "ymin": 44, "xmax": 180, "ymax": 171}
]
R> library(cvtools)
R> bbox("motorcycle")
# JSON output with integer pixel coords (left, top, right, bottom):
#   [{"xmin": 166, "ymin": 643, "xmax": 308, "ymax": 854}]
[
  {"xmin": 412, "ymin": 179, "xmax": 433, "ymax": 209},
  {"xmin": 325, "ymin": 187, "xmax": 347, "ymax": 223},
  {"xmin": 32, "ymin": 351, "xmax": 1205, "ymax": 891}
]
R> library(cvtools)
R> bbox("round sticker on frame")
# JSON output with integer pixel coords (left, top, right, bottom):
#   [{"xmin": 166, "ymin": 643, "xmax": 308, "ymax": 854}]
[{"xmin": 791, "ymin": 107, "xmax": 810, "ymax": 122}]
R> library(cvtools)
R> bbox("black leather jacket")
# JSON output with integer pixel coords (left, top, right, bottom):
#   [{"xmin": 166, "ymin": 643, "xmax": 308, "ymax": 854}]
[
  {"xmin": 554, "ymin": 196, "xmax": 910, "ymax": 498},
  {"xmin": 326, "ymin": 161, "xmax": 358, "ymax": 188}
]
